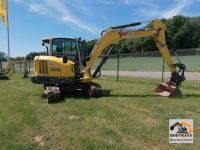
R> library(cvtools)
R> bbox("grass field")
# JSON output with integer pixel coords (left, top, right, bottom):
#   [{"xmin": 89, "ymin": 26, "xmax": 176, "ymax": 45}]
[
  {"xmin": 93, "ymin": 55, "xmax": 200, "ymax": 72},
  {"xmin": 0, "ymin": 74, "xmax": 200, "ymax": 150}
]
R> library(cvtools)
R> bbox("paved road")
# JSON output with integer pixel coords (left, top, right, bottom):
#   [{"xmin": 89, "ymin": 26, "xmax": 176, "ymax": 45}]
[{"xmin": 100, "ymin": 71, "xmax": 200, "ymax": 80}]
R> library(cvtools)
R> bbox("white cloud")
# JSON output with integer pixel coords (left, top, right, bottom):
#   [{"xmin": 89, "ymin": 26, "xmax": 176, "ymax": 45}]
[
  {"xmin": 11, "ymin": 0, "xmax": 198, "ymax": 34},
  {"xmin": 139, "ymin": 0, "xmax": 195, "ymax": 19},
  {"xmin": 95, "ymin": 0, "xmax": 116, "ymax": 5},
  {"xmin": 161, "ymin": 0, "xmax": 193, "ymax": 18},
  {"xmin": 123, "ymin": 0, "xmax": 154, "ymax": 6},
  {"xmin": 69, "ymin": 0, "xmax": 92, "ymax": 16},
  {"xmin": 28, "ymin": 3, "xmax": 49, "ymax": 16},
  {"xmin": 43, "ymin": 0, "xmax": 100, "ymax": 34},
  {"xmin": 12, "ymin": 0, "xmax": 100, "ymax": 35},
  {"xmin": 11, "ymin": 0, "xmax": 22, "ymax": 2},
  {"xmin": 96, "ymin": 0, "xmax": 154, "ymax": 6},
  {"xmin": 123, "ymin": 0, "xmax": 139, "ymax": 5}
]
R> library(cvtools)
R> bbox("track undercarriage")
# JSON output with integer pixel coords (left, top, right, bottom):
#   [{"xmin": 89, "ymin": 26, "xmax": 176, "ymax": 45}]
[{"xmin": 43, "ymin": 82, "xmax": 102, "ymax": 103}]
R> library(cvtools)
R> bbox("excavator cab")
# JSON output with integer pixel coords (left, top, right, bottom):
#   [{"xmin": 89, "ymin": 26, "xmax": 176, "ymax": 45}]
[{"xmin": 42, "ymin": 37, "xmax": 88, "ymax": 73}]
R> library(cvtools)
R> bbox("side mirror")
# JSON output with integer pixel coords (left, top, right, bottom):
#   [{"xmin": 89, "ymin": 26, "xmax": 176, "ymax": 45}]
[
  {"xmin": 63, "ymin": 56, "xmax": 68, "ymax": 63},
  {"xmin": 42, "ymin": 42, "xmax": 49, "ymax": 54}
]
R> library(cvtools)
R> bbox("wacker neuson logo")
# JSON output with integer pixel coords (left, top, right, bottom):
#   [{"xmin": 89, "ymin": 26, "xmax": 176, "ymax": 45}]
[{"xmin": 169, "ymin": 119, "xmax": 193, "ymax": 143}]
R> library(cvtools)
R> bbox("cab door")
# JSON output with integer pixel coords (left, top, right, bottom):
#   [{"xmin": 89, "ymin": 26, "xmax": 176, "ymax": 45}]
[{"xmin": 76, "ymin": 40, "xmax": 88, "ymax": 72}]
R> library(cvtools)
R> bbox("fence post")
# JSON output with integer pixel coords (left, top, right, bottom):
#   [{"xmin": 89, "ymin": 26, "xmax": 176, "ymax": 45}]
[
  {"xmin": 20, "ymin": 62, "xmax": 21, "ymax": 73},
  {"xmin": 29, "ymin": 60, "xmax": 31, "ymax": 73},
  {"xmin": 162, "ymin": 58, "xmax": 165, "ymax": 82},
  {"xmin": 12, "ymin": 64, "xmax": 15, "ymax": 73},
  {"xmin": 117, "ymin": 51, "xmax": 120, "ymax": 81},
  {"xmin": 0, "ymin": 62, "xmax": 2, "ymax": 71}
]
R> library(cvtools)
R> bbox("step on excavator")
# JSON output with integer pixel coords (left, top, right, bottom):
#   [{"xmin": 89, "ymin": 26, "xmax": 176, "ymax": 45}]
[{"xmin": 31, "ymin": 19, "xmax": 186, "ymax": 103}]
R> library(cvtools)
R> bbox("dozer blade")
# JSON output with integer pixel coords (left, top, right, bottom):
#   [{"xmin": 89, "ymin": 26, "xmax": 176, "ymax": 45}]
[{"xmin": 154, "ymin": 83, "xmax": 182, "ymax": 98}]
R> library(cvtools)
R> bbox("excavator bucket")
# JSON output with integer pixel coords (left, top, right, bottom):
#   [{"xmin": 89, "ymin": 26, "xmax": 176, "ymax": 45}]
[{"xmin": 154, "ymin": 83, "xmax": 182, "ymax": 98}]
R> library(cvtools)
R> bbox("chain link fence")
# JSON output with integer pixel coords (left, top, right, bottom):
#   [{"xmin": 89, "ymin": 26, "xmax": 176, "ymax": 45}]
[
  {"xmin": 106, "ymin": 48, "xmax": 200, "ymax": 58},
  {"xmin": 2, "ymin": 48, "xmax": 199, "ymax": 76},
  {"xmin": 94, "ymin": 48, "xmax": 200, "ymax": 72},
  {"xmin": 0, "ymin": 60, "xmax": 32, "ymax": 74}
]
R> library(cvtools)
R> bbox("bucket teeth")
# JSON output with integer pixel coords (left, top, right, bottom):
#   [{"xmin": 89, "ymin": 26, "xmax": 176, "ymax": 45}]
[{"xmin": 154, "ymin": 83, "xmax": 182, "ymax": 98}]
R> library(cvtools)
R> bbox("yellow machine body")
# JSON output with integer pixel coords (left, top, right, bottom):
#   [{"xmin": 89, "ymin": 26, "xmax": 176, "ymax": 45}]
[
  {"xmin": 33, "ymin": 56, "xmax": 75, "ymax": 78},
  {"xmin": 31, "ymin": 20, "xmax": 186, "ymax": 102}
]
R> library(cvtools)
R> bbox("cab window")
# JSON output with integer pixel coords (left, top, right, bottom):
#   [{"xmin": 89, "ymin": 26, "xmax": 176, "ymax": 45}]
[{"xmin": 52, "ymin": 38, "xmax": 78, "ymax": 60}]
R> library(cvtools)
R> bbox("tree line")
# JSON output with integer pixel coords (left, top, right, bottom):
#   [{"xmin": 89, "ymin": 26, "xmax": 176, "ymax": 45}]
[
  {"xmin": 0, "ymin": 52, "xmax": 46, "ymax": 62},
  {"xmin": 87, "ymin": 15, "xmax": 200, "ymax": 54}
]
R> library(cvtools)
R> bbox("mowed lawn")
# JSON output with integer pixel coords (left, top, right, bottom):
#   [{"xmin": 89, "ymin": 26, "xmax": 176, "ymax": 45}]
[
  {"xmin": 93, "ymin": 55, "xmax": 200, "ymax": 72},
  {"xmin": 0, "ymin": 74, "xmax": 200, "ymax": 150}
]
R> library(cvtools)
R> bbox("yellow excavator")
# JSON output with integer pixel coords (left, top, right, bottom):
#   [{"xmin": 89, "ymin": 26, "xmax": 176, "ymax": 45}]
[
  {"xmin": 31, "ymin": 19, "xmax": 186, "ymax": 103},
  {"xmin": 0, "ymin": 59, "xmax": 28, "ymax": 79}
]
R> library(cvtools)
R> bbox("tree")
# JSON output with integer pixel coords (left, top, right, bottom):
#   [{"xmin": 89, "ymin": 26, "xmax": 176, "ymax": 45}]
[
  {"xmin": 87, "ymin": 15, "xmax": 200, "ymax": 54},
  {"xmin": 165, "ymin": 16, "xmax": 188, "ymax": 38},
  {"xmin": 0, "ymin": 52, "xmax": 7, "ymax": 62},
  {"xmin": 86, "ymin": 39, "xmax": 97, "ymax": 54},
  {"xmin": 174, "ymin": 18, "xmax": 200, "ymax": 49},
  {"xmin": 14, "ymin": 57, "xmax": 25, "ymax": 61},
  {"xmin": 26, "ymin": 52, "xmax": 46, "ymax": 60}
]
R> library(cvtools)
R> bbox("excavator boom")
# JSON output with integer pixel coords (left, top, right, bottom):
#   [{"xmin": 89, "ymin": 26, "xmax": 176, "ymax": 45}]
[{"xmin": 81, "ymin": 20, "xmax": 185, "ymax": 97}]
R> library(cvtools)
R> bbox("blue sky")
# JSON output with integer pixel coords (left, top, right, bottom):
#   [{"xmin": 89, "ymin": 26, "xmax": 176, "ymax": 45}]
[{"xmin": 0, "ymin": 0, "xmax": 200, "ymax": 57}]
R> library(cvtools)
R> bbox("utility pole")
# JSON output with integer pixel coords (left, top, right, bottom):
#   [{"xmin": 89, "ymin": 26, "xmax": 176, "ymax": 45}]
[{"xmin": 6, "ymin": 0, "xmax": 10, "ymax": 59}]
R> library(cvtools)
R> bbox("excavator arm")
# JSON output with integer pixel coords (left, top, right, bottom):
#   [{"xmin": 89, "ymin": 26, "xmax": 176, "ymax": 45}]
[
  {"xmin": 0, "ymin": 59, "xmax": 28, "ymax": 79},
  {"xmin": 81, "ymin": 19, "xmax": 186, "ymax": 97},
  {"xmin": 2, "ymin": 61, "xmax": 16, "ymax": 75}
]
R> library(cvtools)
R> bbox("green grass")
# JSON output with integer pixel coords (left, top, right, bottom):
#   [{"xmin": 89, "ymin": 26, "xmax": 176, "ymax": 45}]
[
  {"xmin": 0, "ymin": 74, "xmax": 200, "ymax": 149},
  {"xmin": 93, "ymin": 55, "xmax": 200, "ymax": 72}
]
